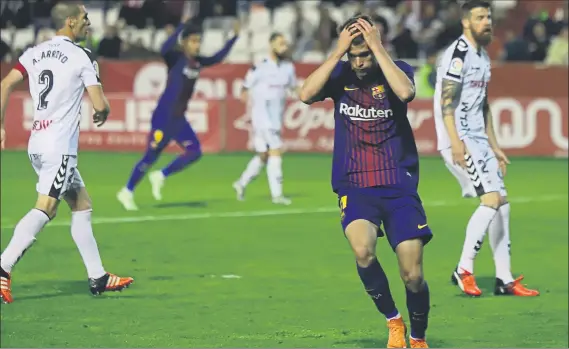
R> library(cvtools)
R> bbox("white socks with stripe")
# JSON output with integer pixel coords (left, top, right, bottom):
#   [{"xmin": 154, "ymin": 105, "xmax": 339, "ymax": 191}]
[
  {"xmin": 71, "ymin": 210, "xmax": 106, "ymax": 279},
  {"xmin": 488, "ymin": 203, "xmax": 514, "ymax": 284},
  {"xmin": 267, "ymin": 155, "xmax": 283, "ymax": 198},
  {"xmin": 238, "ymin": 155, "xmax": 264, "ymax": 187},
  {"xmin": 458, "ymin": 205, "xmax": 498, "ymax": 274},
  {"xmin": 1, "ymin": 209, "xmax": 50, "ymax": 273}
]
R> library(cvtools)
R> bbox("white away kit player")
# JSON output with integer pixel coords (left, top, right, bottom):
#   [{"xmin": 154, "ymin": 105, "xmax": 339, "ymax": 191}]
[
  {"xmin": 0, "ymin": 3, "xmax": 134, "ymax": 304},
  {"xmin": 233, "ymin": 32, "xmax": 299, "ymax": 205},
  {"xmin": 433, "ymin": 0, "xmax": 538, "ymax": 297}
]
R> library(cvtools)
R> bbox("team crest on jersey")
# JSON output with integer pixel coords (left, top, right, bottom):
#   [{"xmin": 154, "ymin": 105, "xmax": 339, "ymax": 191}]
[{"xmin": 371, "ymin": 85, "xmax": 385, "ymax": 100}]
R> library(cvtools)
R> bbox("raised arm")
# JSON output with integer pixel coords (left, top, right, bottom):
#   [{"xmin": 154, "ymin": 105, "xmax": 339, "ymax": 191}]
[
  {"xmin": 300, "ymin": 27, "xmax": 359, "ymax": 104},
  {"xmin": 198, "ymin": 21, "xmax": 241, "ymax": 67},
  {"xmin": 198, "ymin": 36, "xmax": 238, "ymax": 67},
  {"xmin": 161, "ymin": 23, "xmax": 186, "ymax": 58},
  {"xmin": 299, "ymin": 52, "xmax": 343, "ymax": 104}
]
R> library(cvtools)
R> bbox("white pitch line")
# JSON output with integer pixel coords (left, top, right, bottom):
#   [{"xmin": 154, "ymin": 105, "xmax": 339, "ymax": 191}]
[{"xmin": 0, "ymin": 194, "xmax": 566, "ymax": 230}]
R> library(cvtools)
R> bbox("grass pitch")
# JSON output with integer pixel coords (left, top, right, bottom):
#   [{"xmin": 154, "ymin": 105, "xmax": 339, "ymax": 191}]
[{"xmin": 1, "ymin": 152, "xmax": 567, "ymax": 348}]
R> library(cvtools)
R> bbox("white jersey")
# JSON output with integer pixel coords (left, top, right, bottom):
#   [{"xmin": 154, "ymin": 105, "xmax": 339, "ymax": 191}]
[
  {"xmin": 243, "ymin": 58, "xmax": 296, "ymax": 130},
  {"xmin": 433, "ymin": 35, "xmax": 492, "ymax": 151},
  {"xmin": 17, "ymin": 35, "xmax": 101, "ymax": 155}
]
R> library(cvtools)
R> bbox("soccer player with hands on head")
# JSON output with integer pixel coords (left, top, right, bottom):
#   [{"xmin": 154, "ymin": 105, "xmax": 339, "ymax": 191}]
[
  {"xmin": 301, "ymin": 15, "xmax": 431, "ymax": 348},
  {"xmin": 433, "ymin": 0, "xmax": 538, "ymax": 298},
  {"xmin": 0, "ymin": 2, "xmax": 134, "ymax": 304}
]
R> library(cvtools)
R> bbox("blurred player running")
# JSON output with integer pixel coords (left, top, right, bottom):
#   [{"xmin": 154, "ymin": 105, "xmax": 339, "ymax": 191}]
[
  {"xmin": 433, "ymin": 0, "xmax": 539, "ymax": 297},
  {"xmin": 0, "ymin": 3, "xmax": 133, "ymax": 304},
  {"xmin": 117, "ymin": 19, "xmax": 239, "ymax": 210},
  {"xmin": 300, "ymin": 15, "xmax": 432, "ymax": 348},
  {"xmin": 233, "ymin": 32, "xmax": 299, "ymax": 205}
]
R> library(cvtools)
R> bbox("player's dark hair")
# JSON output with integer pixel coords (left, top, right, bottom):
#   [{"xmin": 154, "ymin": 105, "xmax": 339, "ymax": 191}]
[
  {"xmin": 180, "ymin": 22, "xmax": 202, "ymax": 40},
  {"xmin": 461, "ymin": 0, "xmax": 491, "ymax": 18},
  {"xmin": 338, "ymin": 14, "xmax": 373, "ymax": 45},
  {"xmin": 269, "ymin": 32, "xmax": 283, "ymax": 42}
]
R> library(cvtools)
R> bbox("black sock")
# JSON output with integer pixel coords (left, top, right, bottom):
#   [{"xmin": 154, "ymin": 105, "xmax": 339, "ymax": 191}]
[
  {"xmin": 406, "ymin": 282, "xmax": 430, "ymax": 339},
  {"xmin": 357, "ymin": 258, "xmax": 399, "ymax": 319}
]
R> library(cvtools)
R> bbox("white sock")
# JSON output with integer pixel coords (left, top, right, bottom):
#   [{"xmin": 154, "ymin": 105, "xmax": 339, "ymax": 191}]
[
  {"xmin": 267, "ymin": 155, "xmax": 283, "ymax": 198},
  {"xmin": 488, "ymin": 203, "xmax": 514, "ymax": 284},
  {"xmin": 71, "ymin": 210, "xmax": 106, "ymax": 279},
  {"xmin": 1, "ymin": 209, "xmax": 50, "ymax": 272},
  {"xmin": 458, "ymin": 205, "xmax": 498, "ymax": 274},
  {"xmin": 238, "ymin": 155, "xmax": 264, "ymax": 187}
]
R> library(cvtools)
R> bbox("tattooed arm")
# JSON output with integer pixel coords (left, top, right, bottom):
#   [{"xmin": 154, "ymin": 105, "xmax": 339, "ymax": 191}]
[
  {"xmin": 441, "ymin": 78, "xmax": 467, "ymax": 168},
  {"xmin": 484, "ymin": 88, "xmax": 510, "ymax": 174}
]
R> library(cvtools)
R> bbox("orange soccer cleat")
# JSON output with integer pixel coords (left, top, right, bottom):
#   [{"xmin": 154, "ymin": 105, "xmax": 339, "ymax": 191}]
[
  {"xmin": 0, "ymin": 267, "xmax": 13, "ymax": 304},
  {"xmin": 495, "ymin": 276, "xmax": 539, "ymax": 297},
  {"xmin": 387, "ymin": 317, "xmax": 408, "ymax": 348},
  {"xmin": 89, "ymin": 272, "xmax": 134, "ymax": 296},
  {"xmin": 451, "ymin": 268, "xmax": 482, "ymax": 297},
  {"xmin": 410, "ymin": 337, "xmax": 429, "ymax": 348}
]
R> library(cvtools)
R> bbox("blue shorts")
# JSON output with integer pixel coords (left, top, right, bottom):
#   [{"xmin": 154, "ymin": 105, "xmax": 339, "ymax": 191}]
[
  {"xmin": 337, "ymin": 187, "xmax": 433, "ymax": 250},
  {"xmin": 147, "ymin": 118, "xmax": 200, "ymax": 152}
]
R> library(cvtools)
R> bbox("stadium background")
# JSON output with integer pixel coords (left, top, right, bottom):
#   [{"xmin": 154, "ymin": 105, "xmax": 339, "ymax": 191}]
[{"xmin": 1, "ymin": 0, "xmax": 568, "ymax": 348}]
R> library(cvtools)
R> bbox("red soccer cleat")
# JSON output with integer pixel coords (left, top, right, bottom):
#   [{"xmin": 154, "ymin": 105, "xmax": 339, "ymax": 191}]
[
  {"xmin": 495, "ymin": 275, "xmax": 539, "ymax": 297},
  {"xmin": 451, "ymin": 268, "xmax": 482, "ymax": 297}
]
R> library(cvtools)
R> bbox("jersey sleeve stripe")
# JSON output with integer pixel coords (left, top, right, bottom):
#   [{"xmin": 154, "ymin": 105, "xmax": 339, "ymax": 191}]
[
  {"xmin": 69, "ymin": 41, "xmax": 101, "ymax": 83},
  {"xmin": 14, "ymin": 61, "xmax": 28, "ymax": 79},
  {"xmin": 445, "ymin": 39, "xmax": 468, "ymax": 81}
]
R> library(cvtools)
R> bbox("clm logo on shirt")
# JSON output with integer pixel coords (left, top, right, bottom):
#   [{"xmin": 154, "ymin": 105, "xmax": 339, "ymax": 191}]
[{"xmin": 339, "ymin": 103, "xmax": 393, "ymax": 121}]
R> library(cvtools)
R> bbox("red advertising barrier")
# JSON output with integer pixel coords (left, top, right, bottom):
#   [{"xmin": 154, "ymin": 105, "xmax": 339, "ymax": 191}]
[{"xmin": 1, "ymin": 61, "xmax": 568, "ymax": 157}]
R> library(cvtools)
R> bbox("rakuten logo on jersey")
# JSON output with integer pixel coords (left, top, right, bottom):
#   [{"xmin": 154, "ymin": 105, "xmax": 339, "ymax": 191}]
[{"xmin": 339, "ymin": 103, "xmax": 393, "ymax": 121}]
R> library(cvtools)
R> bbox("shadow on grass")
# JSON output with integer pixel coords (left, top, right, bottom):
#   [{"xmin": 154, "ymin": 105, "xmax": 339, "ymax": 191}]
[
  {"xmin": 153, "ymin": 201, "xmax": 208, "ymax": 209},
  {"xmin": 15, "ymin": 279, "xmax": 143, "ymax": 301},
  {"xmin": 334, "ymin": 337, "xmax": 447, "ymax": 348}
]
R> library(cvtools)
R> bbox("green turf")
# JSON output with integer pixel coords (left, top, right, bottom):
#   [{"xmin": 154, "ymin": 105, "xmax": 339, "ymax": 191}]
[{"xmin": 1, "ymin": 151, "xmax": 567, "ymax": 348}]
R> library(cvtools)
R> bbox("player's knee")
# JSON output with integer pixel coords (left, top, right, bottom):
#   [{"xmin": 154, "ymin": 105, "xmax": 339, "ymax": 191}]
[
  {"xmin": 64, "ymin": 187, "xmax": 93, "ymax": 212},
  {"xmin": 34, "ymin": 195, "xmax": 60, "ymax": 219},
  {"xmin": 185, "ymin": 144, "xmax": 202, "ymax": 158},
  {"xmin": 140, "ymin": 150, "xmax": 161, "ymax": 166},
  {"xmin": 68, "ymin": 196, "xmax": 92, "ymax": 212},
  {"xmin": 401, "ymin": 267, "xmax": 424, "ymax": 292},
  {"xmin": 353, "ymin": 246, "xmax": 376, "ymax": 267},
  {"xmin": 258, "ymin": 152, "xmax": 269, "ymax": 163},
  {"xmin": 480, "ymin": 192, "xmax": 501, "ymax": 209}
]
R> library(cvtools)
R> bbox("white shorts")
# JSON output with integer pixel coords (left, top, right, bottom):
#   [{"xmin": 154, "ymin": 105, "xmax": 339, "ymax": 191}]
[
  {"xmin": 29, "ymin": 153, "xmax": 85, "ymax": 200},
  {"xmin": 440, "ymin": 137, "xmax": 507, "ymax": 198},
  {"xmin": 250, "ymin": 99, "xmax": 284, "ymax": 153},
  {"xmin": 253, "ymin": 128, "xmax": 283, "ymax": 153}
]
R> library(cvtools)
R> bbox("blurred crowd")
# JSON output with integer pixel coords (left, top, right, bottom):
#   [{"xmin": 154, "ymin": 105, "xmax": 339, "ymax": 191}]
[{"xmin": 0, "ymin": 0, "xmax": 567, "ymax": 67}]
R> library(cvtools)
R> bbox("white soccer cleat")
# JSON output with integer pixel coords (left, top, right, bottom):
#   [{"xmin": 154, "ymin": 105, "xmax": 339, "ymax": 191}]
[
  {"xmin": 233, "ymin": 181, "xmax": 245, "ymax": 201},
  {"xmin": 117, "ymin": 188, "xmax": 138, "ymax": 211},
  {"xmin": 148, "ymin": 170, "xmax": 165, "ymax": 201},
  {"xmin": 272, "ymin": 196, "xmax": 292, "ymax": 206}
]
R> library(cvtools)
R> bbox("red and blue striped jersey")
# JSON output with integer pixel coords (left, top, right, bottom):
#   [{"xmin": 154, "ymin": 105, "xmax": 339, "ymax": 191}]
[
  {"xmin": 313, "ymin": 60, "xmax": 419, "ymax": 193},
  {"xmin": 152, "ymin": 24, "xmax": 237, "ymax": 129}
]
